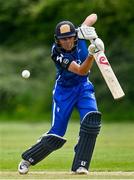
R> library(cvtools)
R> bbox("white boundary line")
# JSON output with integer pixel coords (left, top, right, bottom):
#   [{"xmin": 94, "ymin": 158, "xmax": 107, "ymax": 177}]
[{"xmin": 1, "ymin": 171, "xmax": 134, "ymax": 175}]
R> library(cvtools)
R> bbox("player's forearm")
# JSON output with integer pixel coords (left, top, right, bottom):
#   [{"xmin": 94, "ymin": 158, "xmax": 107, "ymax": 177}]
[
  {"xmin": 78, "ymin": 55, "xmax": 94, "ymax": 75},
  {"xmin": 68, "ymin": 55, "xmax": 94, "ymax": 75}
]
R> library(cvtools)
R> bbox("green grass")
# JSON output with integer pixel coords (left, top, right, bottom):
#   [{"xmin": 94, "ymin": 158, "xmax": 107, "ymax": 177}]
[{"xmin": 0, "ymin": 121, "xmax": 134, "ymax": 179}]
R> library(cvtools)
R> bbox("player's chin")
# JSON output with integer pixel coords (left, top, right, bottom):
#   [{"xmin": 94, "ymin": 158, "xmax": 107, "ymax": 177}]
[
  {"xmin": 64, "ymin": 46, "xmax": 74, "ymax": 51},
  {"xmin": 66, "ymin": 48, "xmax": 73, "ymax": 51}
]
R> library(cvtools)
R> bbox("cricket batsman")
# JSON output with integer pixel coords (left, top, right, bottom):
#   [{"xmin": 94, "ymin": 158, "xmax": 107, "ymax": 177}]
[{"xmin": 18, "ymin": 13, "xmax": 104, "ymax": 175}]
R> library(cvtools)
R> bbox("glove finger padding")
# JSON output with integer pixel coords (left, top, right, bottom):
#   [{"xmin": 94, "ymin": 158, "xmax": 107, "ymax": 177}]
[
  {"xmin": 77, "ymin": 25, "xmax": 98, "ymax": 40},
  {"xmin": 93, "ymin": 38, "xmax": 105, "ymax": 51},
  {"xmin": 88, "ymin": 44, "xmax": 97, "ymax": 55}
]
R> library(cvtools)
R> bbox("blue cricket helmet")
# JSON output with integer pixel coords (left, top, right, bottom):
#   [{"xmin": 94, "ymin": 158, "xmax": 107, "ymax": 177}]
[
  {"xmin": 54, "ymin": 21, "xmax": 78, "ymax": 52},
  {"xmin": 54, "ymin": 21, "xmax": 77, "ymax": 40}
]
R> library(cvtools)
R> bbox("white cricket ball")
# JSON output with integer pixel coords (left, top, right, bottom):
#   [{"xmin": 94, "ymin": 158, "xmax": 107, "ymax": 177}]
[{"xmin": 22, "ymin": 70, "xmax": 30, "ymax": 79}]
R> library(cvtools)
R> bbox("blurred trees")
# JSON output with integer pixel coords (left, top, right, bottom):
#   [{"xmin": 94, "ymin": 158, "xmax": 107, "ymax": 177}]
[{"xmin": 0, "ymin": 0, "xmax": 133, "ymax": 120}]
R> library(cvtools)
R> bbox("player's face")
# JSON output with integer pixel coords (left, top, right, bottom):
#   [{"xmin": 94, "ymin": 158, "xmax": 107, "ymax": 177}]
[{"xmin": 59, "ymin": 36, "xmax": 75, "ymax": 51}]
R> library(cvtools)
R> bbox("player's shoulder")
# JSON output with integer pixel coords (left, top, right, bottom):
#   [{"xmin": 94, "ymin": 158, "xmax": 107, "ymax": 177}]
[
  {"xmin": 51, "ymin": 43, "xmax": 61, "ymax": 60},
  {"xmin": 77, "ymin": 39, "xmax": 88, "ymax": 52},
  {"xmin": 51, "ymin": 43, "xmax": 58, "ymax": 55},
  {"xmin": 78, "ymin": 39, "xmax": 87, "ymax": 46},
  {"xmin": 51, "ymin": 43, "xmax": 71, "ymax": 57}
]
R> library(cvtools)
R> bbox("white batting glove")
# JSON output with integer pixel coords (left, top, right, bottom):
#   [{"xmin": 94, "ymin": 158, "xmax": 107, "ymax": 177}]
[
  {"xmin": 77, "ymin": 25, "xmax": 98, "ymax": 40},
  {"xmin": 88, "ymin": 38, "xmax": 105, "ymax": 55},
  {"xmin": 92, "ymin": 38, "xmax": 105, "ymax": 51},
  {"xmin": 88, "ymin": 44, "xmax": 97, "ymax": 55}
]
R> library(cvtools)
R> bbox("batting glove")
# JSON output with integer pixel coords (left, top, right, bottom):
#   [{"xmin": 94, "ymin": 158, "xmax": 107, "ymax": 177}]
[
  {"xmin": 92, "ymin": 38, "xmax": 105, "ymax": 51},
  {"xmin": 88, "ymin": 38, "xmax": 105, "ymax": 56},
  {"xmin": 77, "ymin": 25, "xmax": 98, "ymax": 40},
  {"xmin": 88, "ymin": 44, "xmax": 97, "ymax": 55}
]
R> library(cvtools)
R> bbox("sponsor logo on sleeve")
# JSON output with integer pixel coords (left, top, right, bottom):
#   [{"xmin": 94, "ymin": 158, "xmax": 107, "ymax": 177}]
[{"xmin": 56, "ymin": 54, "xmax": 64, "ymax": 63}]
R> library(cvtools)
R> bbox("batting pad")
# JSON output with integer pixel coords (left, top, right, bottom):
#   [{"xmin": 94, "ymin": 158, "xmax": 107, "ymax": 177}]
[
  {"xmin": 22, "ymin": 134, "xmax": 66, "ymax": 165},
  {"xmin": 71, "ymin": 111, "xmax": 101, "ymax": 172}
]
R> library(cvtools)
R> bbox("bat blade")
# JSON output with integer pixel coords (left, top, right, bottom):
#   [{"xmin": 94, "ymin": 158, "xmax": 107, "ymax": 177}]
[{"xmin": 93, "ymin": 51, "xmax": 125, "ymax": 100}]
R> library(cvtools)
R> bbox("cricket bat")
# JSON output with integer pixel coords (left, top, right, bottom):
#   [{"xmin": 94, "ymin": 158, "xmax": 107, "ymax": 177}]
[
  {"xmin": 93, "ymin": 50, "xmax": 125, "ymax": 99},
  {"xmin": 82, "ymin": 14, "xmax": 125, "ymax": 100}
]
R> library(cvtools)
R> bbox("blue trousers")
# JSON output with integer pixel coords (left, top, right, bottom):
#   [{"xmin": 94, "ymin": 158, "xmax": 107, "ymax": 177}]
[{"xmin": 48, "ymin": 81, "xmax": 98, "ymax": 137}]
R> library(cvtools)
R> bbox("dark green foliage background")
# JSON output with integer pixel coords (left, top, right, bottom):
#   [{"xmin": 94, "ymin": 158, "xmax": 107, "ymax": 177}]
[{"xmin": 0, "ymin": 0, "xmax": 133, "ymax": 121}]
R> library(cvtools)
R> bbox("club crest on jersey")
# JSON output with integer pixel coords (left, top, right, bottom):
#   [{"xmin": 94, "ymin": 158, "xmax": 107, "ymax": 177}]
[
  {"xmin": 99, "ymin": 56, "xmax": 109, "ymax": 65},
  {"xmin": 63, "ymin": 58, "xmax": 69, "ymax": 64}
]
